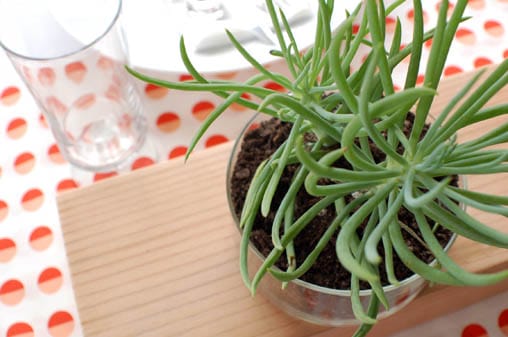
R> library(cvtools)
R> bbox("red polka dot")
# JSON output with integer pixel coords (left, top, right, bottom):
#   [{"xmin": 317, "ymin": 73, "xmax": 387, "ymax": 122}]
[
  {"xmin": 38, "ymin": 67, "xmax": 56, "ymax": 86},
  {"xmin": 21, "ymin": 188, "xmax": 44, "ymax": 212},
  {"xmin": 45, "ymin": 96, "xmax": 68, "ymax": 114},
  {"xmin": 65, "ymin": 61, "xmax": 87, "ymax": 83},
  {"xmin": 407, "ymin": 9, "xmax": 429, "ymax": 23},
  {"xmin": 0, "ymin": 200, "xmax": 9, "ymax": 222},
  {"xmin": 444, "ymin": 65, "xmax": 463, "ymax": 77},
  {"xmin": 468, "ymin": 0, "xmax": 485, "ymax": 9},
  {"xmin": 168, "ymin": 146, "xmax": 188, "ymax": 159},
  {"xmin": 0, "ymin": 238, "xmax": 16, "ymax": 262},
  {"xmin": 7, "ymin": 322, "xmax": 34, "ymax": 337},
  {"xmin": 456, "ymin": 28, "xmax": 476, "ymax": 45},
  {"xmin": 352, "ymin": 24, "xmax": 360, "ymax": 34},
  {"xmin": 0, "ymin": 279, "xmax": 25, "ymax": 305},
  {"xmin": 385, "ymin": 17, "xmax": 396, "ymax": 33},
  {"xmin": 105, "ymin": 84, "xmax": 121, "ymax": 101},
  {"xmin": 1, "ymin": 86, "xmax": 21, "ymax": 105},
  {"xmin": 132, "ymin": 157, "xmax": 155, "ymax": 170},
  {"xmin": 474, "ymin": 57, "xmax": 493, "ymax": 69},
  {"xmin": 144, "ymin": 83, "xmax": 168, "ymax": 99},
  {"xmin": 14, "ymin": 152, "xmax": 35, "ymax": 174},
  {"xmin": 231, "ymin": 93, "xmax": 252, "ymax": 112},
  {"xmin": 6, "ymin": 117, "xmax": 28, "ymax": 139},
  {"xmin": 435, "ymin": 1, "xmax": 454, "ymax": 16},
  {"xmin": 39, "ymin": 113, "xmax": 48, "ymax": 128},
  {"xmin": 416, "ymin": 74, "xmax": 425, "ymax": 85},
  {"xmin": 30, "ymin": 226, "xmax": 53, "ymax": 251},
  {"xmin": 57, "ymin": 179, "xmax": 79, "ymax": 193},
  {"xmin": 179, "ymin": 74, "xmax": 194, "ymax": 81},
  {"xmin": 424, "ymin": 39, "xmax": 433, "ymax": 50},
  {"xmin": 48, "ymin": 144, "xmax": 66, "ymax": 164},
  {"xmin": 205, "ymin": 134, "xmax": 229, "ymax": 148},
  {"xmin": 263, "ymin": 81, "xmax": 286, "ymax": 92},
  {"xmin": 484, "ymin": 20, "xmax": 505, "ymax": 37},
  {"xmin": 97, "ymin": 56, "xmax": 114, "ymax": 70},
  {"xmin": 192, "ymin": 101, "xmax": 215, "ymax": 121},
  {"xmin": 462, "ymin": 323, "xmax": 488, "ymax": 337},
  {"xmin": 215, "ymin": 71, "xmax": 238, "ymax": 80},
  {"xmin": 498, "ymin": 309, "xmax": 508, "ymax": 336},
  {"xmin": 93, "ymin": 171, "xmax": 118, "ymax": 182},
  {"xmin": 48, "ymin": 311, "xmax": 75, "ymax": 337},
  {"xmin": 38, "ymin": 267, "xmax": 63, "ymax": 294},
  {"xmin": 72, "ymin": 93, "xmax": 96, "ymax": 110},
  {"xmin": 504, "ymin": 50, "xmax": 508, "ymax": 59},
  {"xmin": 156, "ymin": 112, "xmax": 181, "ymax": 133}
]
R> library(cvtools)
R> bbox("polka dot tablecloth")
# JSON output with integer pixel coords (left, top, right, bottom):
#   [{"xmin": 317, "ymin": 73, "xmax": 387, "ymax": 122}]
[{"xmin": 1, "ymin": 1, "xmax": 508, "ymax": 336}]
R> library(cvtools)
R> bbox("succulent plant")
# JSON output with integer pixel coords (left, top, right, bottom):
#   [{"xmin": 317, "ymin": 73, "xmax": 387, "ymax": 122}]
[{"xmin": 128, "ymin": 0, "xmax": 508, "ymax": 335}]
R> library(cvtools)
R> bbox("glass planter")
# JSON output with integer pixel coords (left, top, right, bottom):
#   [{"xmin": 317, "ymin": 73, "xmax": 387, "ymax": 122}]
[{"xmin": 226, "ymin": 113, "xmax": 457, "ymax": 326}]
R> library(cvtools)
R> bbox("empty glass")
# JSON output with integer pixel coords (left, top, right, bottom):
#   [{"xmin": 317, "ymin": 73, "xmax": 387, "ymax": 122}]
[{"xmin": 0, "ymin": 0, "xmax": 148, "ymax": 172}]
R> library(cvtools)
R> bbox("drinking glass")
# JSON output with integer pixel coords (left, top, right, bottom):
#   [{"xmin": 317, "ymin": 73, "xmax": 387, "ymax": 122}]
[{"xmin": 0, "ymin": 0, "xmax": 149, "ymax": 172}]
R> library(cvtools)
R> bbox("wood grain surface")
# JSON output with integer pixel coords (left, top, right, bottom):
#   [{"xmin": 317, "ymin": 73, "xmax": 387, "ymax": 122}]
[{"xmin": 58, "ymin": 67, "xmax": 508, "ymax": 337}]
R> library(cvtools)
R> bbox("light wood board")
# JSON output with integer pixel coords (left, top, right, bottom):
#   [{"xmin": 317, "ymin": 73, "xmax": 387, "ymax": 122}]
[{"xmin": 58, "ymin": 67, "xmax": 508, "ymax": 337}]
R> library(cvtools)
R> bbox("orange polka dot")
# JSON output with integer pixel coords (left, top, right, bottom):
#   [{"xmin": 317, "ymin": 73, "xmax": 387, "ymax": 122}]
[
  {"xmin": 48, "ymin": 144, "xmax": 66, "ymax": 164},
  {"xmin": 0, "ymin": 279, "xmax": 25, "ymax": 306},
  {"xmin": 14, "ymin": 152, "xmax": 35, "ymax": 175},
  {"xmin": 444, "ymin": 65, "xmax": 463, "ymax": 77},
  {"xmin": 156, "ymin": 112, "xmax": 181, "ymax": 133},
  {"xmin": 7, "ymin": 322, "xmax": 34, "ymax": 337},
  {"xmin": 97, "ymin": 56, "xmax": 114, "ymax": 70},
  {"xmin": 456, "ymin": 28, "xmax": 476, "ymax": 45},
  {"xmin": 1, "ymin": 86, "xmax": 21, "ymax": 106},
  {"xmin": 168, "ymin": 146, "xmax": 188, "ymax": 159},
  {"xmin": 231, "ymin": 93, "xmax": 252, "ymax": 112},
  {"xmin": 474, "ymin": 57, "xmax": 493, "ymax": 69},
  {"xmin": 499, "ymin": 309, "xmax": 508, "ymax": 336},
  {"xmin": 205, "ymin": 134, "xmax": 229, "ymax": 148},
  {"xmin": 65, "ymin": 61, "xmax": 87, "ymax": 83},
  {"xmin": 468, "ymin": 0, "xmax": 485, "ymax": 10},
  {"xmin": 144, "ymin": 83, "xmax": 168, "ymax": 99},
  {"xmin": 93, "ymin": 171, "xmax": 118, "ymax": 182},
  {"xmin": 263, "ymin": 81, "xmax": 286, "ymax": 92},
  {"xmin": 57, "ymin": 179, "xmax": 79, "ymax": 193},
  {"xmin": 38, "ymin": 67, "xmax": 56, "ymax": 86},
  {"xmin": 0, "ymin": 200, "xmax": 9, "ymax": 222},
  {"xmin": 73, "ymin": 93, "xmax": 96, "ymax": 110},
  {"xmin": 0, "ymin": 238, "xmax": 16, "ymax": 262},
  {"xmin": 21, "ymin": 188, "xmax": 44, "ymax": 212},
  {"xmin": 484, "ymin": 20, "xmax": 504, "ymax": 37},
  {"xmin": 462, "ymin": 323, "xmax": 488, "ymax": 337},
  {"xmin": 105, "ymin": 84, "xmax": 121, "ymax": 102},
  {"xmin": 132, "ymin": 157, "xmax": 155, "ymax": 170},
  {"xmin": 30, "ymin": 226, "xmax": 53, "ymax": 251},
  {"xmin": 192, "ymin": 101, "xmax": 215, "ymax": 121},
  {"xmin": 6, "ymin": 118, "xmax": 27, "ymax": 139},
  {"xmin": 179, "ymin": 74, "xmax": 194, "ymax": 81},
  {"xmin": 38, "ymin": 267, "xmax": 63, "ymax": 294},
  {"xmin": 504, "ymin": 50, "xmax": 508, "ymax": 59},
  {"xmin": 248, "ymin": 122, "xmax": 260, "ymax": 131},
  {"xmin": 48, "ymin": 311, "xmax": 75, "ymax": 337},
  {"xmin": 46, "ymin": 96, "xmax": 68, "ymax": 114}
]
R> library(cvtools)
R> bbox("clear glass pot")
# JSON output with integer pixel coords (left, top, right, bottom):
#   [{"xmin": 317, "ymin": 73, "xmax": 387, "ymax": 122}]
[{"xmin": 226, "ymin": 113, "xmax": 457, "ymax": 326}]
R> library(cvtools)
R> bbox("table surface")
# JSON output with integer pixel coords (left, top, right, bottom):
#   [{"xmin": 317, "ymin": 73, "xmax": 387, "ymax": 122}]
[{"xmin": 1, "ymin": 1, "xmax": 508, "ymax": 337}]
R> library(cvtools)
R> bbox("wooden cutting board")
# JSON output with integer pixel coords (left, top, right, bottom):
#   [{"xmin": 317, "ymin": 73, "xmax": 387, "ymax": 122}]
[{"xmin": 58, "ymin": 67, "xmax": 508, "ymax": 337}]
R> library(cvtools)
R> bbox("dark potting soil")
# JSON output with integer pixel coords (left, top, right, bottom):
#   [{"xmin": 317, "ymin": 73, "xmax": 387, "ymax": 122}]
[{"xmin": 230, "ymin": 115, "xmax": 454, "ymax": 290}]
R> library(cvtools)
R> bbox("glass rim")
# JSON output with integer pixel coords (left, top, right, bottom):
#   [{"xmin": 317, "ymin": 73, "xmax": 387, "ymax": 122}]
[
  {"xmin": 226, "ymin": 112, "xmax": 461, "ymax": 297},
  {"xmin": 0, "ymin": 0, "xmax": 122, "ymax": 61}
]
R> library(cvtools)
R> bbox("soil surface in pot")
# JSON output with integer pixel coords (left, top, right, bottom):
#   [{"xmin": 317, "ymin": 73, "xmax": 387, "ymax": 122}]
[{"xmin": 230, "ymin": 115, "xmax": 454, "ymax": 290}]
